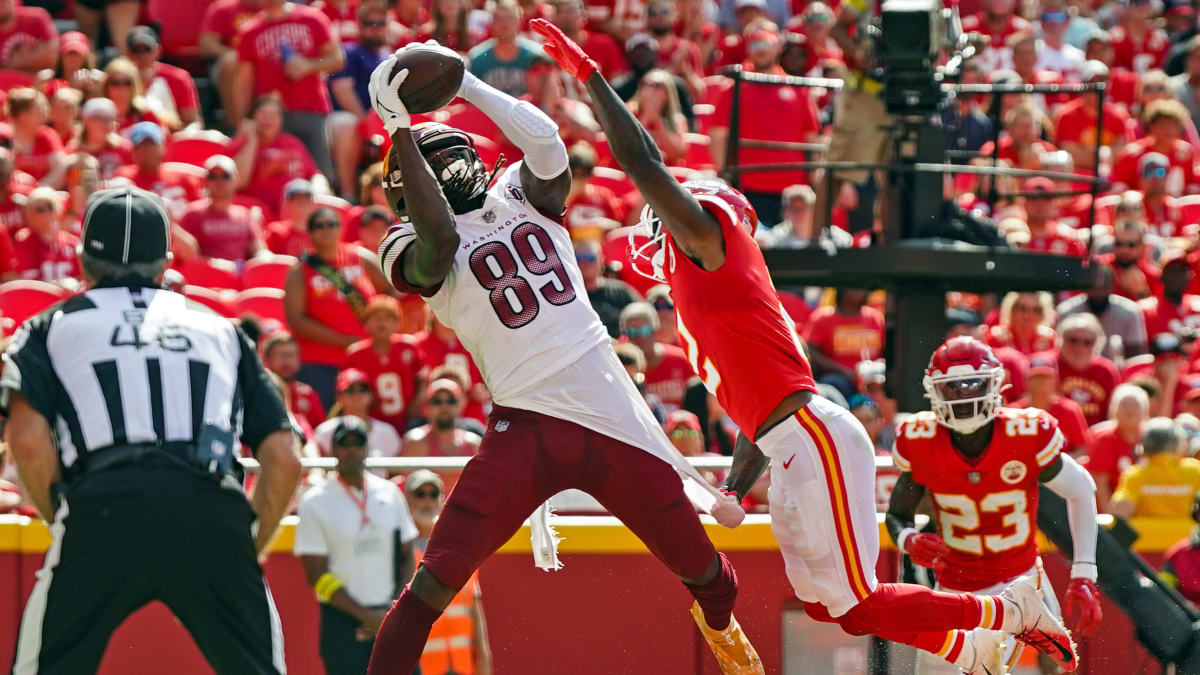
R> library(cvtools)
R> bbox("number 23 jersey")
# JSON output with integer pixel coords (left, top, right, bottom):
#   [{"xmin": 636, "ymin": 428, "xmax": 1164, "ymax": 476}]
[
  {"xmin": 383, "ymin": 162, "xmax": 609, "ymax": 402},
  {"xmin": 893, "ymin": 407, "xmax": 1066, "ymax": 591}
]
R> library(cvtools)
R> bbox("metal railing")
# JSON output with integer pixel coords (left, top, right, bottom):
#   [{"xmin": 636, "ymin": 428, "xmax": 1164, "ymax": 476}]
[{"xmin": 236, "ymin": 455, "xmax": 899, "ymax": 471}]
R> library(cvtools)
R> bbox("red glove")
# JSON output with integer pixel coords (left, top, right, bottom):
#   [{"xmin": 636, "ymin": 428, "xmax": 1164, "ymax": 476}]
[
  {"xmin": 903, "ymin": 532, "xmax": 951, "ymax": 570},
  {"xmin": 529, "ymin": 18, "xmax": 599, "ymax": 82},
  {"xmin": 1064, "ymin": 577, "xmax": 1103, "ymax": 637}
]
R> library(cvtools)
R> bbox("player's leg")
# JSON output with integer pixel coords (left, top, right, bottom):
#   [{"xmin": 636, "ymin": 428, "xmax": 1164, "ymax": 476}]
[{"xmin": 368, "ymin": 406, "xmax": 575, "ymax": 675}]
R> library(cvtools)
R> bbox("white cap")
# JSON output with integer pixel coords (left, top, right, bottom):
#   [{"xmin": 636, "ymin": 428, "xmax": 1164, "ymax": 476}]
[
  {"xmin": 735, "ymin": 0, "xmax": 768, "ymax": 9},
  {"xmin": 204, "ymin": 154, "xmax": 237, "ymax": 176},
  {"xmin": 1082, "ymin": 59, "xmax": 1109, "ymax": 82},
  {"xmin": 80, "ymin": 97, "xmax": 117, "ymax": 120}
]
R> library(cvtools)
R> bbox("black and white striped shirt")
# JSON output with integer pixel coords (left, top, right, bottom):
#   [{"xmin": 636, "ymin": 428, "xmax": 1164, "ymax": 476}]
[{"xmin": 0, "ymin": 281, "xmax": 291, "ymax": 470}]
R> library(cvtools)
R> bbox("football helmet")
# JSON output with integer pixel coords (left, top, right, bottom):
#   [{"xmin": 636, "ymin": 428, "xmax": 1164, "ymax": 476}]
[
  {"xmin": 923, "ymin": 336, "xmax": 1007, "ymax": 434},
  {"xmin": 629, "ymin": 180, "xmax": 758, "ymax": 282},
  {"xmin": 381, "ymin": 121, "xmax": 499, "ymax": 218}
]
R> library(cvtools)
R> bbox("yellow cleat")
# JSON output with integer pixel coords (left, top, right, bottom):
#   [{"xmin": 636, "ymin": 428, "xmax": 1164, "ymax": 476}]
[{"xmin": 690, "ymin": 601, "xmax": 766, "ymax": 675}]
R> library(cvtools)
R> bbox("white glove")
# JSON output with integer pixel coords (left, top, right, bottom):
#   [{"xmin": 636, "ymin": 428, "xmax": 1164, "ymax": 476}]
[{"xmin": 368, "ymin": 56, "xmax": 411, "ymax": 135}]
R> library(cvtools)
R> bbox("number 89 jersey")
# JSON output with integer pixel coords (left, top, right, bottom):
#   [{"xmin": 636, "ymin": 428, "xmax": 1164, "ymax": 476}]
[
  {"xmin": 893, "ymin": 407, "xmax": 1066, "ymax": 591},
  {"xmin": 381, "ymin": 163, "xmax": 609, "ymax": 402}
]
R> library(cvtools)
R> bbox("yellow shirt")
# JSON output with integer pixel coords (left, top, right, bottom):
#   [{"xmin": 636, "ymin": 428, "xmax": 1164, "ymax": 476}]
[{"xmin": 1112, "ymin": 454, "xmax": 1200, "ymax": 518}]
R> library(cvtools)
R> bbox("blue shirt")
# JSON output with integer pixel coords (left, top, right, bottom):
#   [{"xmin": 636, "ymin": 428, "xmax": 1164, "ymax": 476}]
[
  {"xmin": 330, "ymin": 43, "xmax": 388, "ymax": 112},
  {"xmin": 467, "ymin": 38, "xmax": 543, "ymax": 98}
]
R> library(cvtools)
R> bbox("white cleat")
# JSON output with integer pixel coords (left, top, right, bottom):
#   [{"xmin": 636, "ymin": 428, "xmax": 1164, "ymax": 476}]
[{"xmin": 1000, "ymin": 576, "xmax": 1078, "ymax": 672}]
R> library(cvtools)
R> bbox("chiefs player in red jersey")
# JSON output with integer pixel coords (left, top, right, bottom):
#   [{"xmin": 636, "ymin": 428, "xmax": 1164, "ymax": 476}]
[
  {"xmin": 888, "ymin": 337, "xmax": 1103, "ymax": 673},
  {"xmin": 533, "ymin": 19, "xmax": 1081, "ymax": 674}
]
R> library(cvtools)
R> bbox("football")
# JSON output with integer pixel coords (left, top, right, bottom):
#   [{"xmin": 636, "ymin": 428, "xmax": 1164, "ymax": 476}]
[{"xmin": 392, "ymin": 46, "xmax": 465, "ymax": 114}]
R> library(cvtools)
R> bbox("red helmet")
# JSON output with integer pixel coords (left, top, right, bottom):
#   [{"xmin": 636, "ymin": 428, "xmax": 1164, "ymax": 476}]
[
  {"xmin": 629, "ymin": 181, "xmax": 758, "ymax": 282},
  {"xmin": 923, "ymin": 336, "xmax": 1007, "ymax": 433}
]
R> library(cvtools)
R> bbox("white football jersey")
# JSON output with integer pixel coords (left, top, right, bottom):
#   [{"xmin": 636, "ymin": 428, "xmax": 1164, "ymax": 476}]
[{"xmin": 386, "ymin": 163, "xmax": 610, "ymax": 402}]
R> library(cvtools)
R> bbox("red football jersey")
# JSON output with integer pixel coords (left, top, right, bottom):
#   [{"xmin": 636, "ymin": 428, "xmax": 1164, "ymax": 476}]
[
  {"xmin": 344, "ymin": 334, "xmax": 428, "ymax": 432},
  {"xmin": 663, "ymin": 197, "xmax": 816, "ymax": 440},
  {"xmin": 894, "ymin": 408, "xmax": 1064, "ymax": 591},
  {"xmin": 288, "ymin": 379, "xmax": 326, "ymax": 431},
  {"xmin": 641, "ymin": 344, "xmax": 694, "ymax": 412},
  {"xmin": 413, "ymin": 330, "xmax": 486, "ymax": 423}
]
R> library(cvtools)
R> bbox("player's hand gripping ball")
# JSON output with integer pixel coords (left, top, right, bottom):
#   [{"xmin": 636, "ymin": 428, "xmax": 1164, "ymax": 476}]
[{"xmin": 389, "ymin": 40, "xmax": 465, "ymax": 114}]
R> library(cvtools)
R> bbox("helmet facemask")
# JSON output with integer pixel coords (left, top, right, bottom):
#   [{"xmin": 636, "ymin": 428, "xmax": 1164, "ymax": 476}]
[
  {"xmin": 424, "ymin": 143, "xmax": 490, "ymax": 213},
  {"xmin": 923, "ymin": 367, "xmax": 1006, "ymax": 434},
  {"xmin": 629, "ymin": 203, "xmax": 674, "ymax": 282}
]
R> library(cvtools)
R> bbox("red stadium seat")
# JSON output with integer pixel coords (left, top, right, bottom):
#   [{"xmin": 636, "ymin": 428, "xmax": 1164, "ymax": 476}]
[
  {"xmin": 0, "ymin": 280, "xmax": 68, "ymax": 326},
  {"xmin": 174, "ymin": 257, "xmax": 241, "ymax": 290},
  {"xmin": 241, "ymin": 256, "xmax": 297, "ymax": 290},
  {"xmin": 0, "ymin": 69, "xmax": 34, "ymax": 92},
  {"xmin": 164, "ymin": 130, "xmax": 232, "ymax": 167},
  {"xmin": 681, "ymin": 133, "xmax": 714, "ymax": 171},
  {"xmin": 590, "ymin": 166, "xmax": 636, "ymax": 200},
  {"xmin": 234, "ymin": 287, "xmax": 287, "ymax": 326},
  {"xmin": 183, "ymin": 285, "xmax": 235, "ymax": 317},
  {"xmin": 1178, "ymin": 195, "xmax": 1200, "ymax": 226},
  {"xmin": 162, "ymin": 162, "xmax": 208, "ymax": 179}
]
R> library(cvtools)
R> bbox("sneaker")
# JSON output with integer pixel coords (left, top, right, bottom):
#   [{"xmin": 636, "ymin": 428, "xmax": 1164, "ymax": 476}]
[
  {"xmin": 959, "ymin": 630, "xmax": 1006, "ymax": 675},
  {"xmin": 1000, "ymin": 577, "xmax": 1078, "ymax": 672},
  {"xmin": 690, "ymin": 601, "xmax": 765, "ymax": 674}
]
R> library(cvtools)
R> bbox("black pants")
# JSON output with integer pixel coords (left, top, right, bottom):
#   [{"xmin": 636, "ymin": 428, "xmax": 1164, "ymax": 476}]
[
  {"xmin": 320, "ymin": 604, "xmax": 420, "ymax": 675},
  {"xmin": 12, "ymin": 466, "xmax": 284, "ymax": 674}
]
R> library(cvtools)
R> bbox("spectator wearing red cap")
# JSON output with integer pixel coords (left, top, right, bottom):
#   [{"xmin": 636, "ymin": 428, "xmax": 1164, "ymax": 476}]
[
  {"xmin": 307, "ymin": 368, "xmax": 404, "ymax": 463},
  {"xmin": 345, "ymin": 296, "xmax": 429, "ymax": 434},
  {"xmin": 1053, "ymin": 60, "xmax": 1136, "ymax": 172},
  {"xmin": 1113, "ymin": 102, "xmax": 1199, "ymax": 197},
  {"xmin": 9, "ymin": 88, "xmax": 64, "ymax": 189},
  {"xmin": 12, "ymin": 188, "xmax": 80, "ymax": 286},
  {"xmin": 0, "ymin": 0, "xmax": 57, "ymax": 74},
  {"xmin": 1111, "ymin": 0, "xmax": 1171, "ymax": 73},
  {"xmin": 234, "ymin": 0, "xmax": 344, "ymax": 180},
  {"xmin": 1017, "ymin": 177, "xmax": 1087, "ymax": 257},
  {"xmin": 262, "ymin": 330, "xmax": 327, "ymax": 431},
  {"xmin": 69, "ymin": 98, "xmax": 134, "ymax": 182},
  {"xmin": 101, "ymin": 57, "xmax": 164, "ymax": 135},
  {"xmin": 985, "ymin": 291, "xmax": 1058, "ymax": 356},
  {"xmin": 1012, "ymin": 354, "xmax": 1091, "ymax": 455},
  {"xmin": 180, "ymin": 155, "xmax": 268, "ymax": 265},
  {"xmin": 232, "ymin": 95, "xmax": 328, "ymax": 214},
  {"xmin": 126, "ymin": 26, "xmax": 201, "ymax": 130},
  {"xmin": 1081, "ymin": 384, "xmax": 1148, "ymax": 510},
  {"xmin": 401, "ymin": 377, "xmax": 482, "ymax": 461},
  {"xmin": 113, "ymin": 122, "xmax": 204, "ymax": 220},
  {"xmin": 199, "ymin": 0, "xmax": 265, "ymax": 123},
  {"xmin": 1054, "ymin": 313, "xmax": 1122, "ymax": 426},
  {"xmin": 54, "ymin": 31, "xmax": 102, "ymax": 95},
  {"xmin": 1143, "ymin": 253, "xmax": 1200, "ymax": 337}
]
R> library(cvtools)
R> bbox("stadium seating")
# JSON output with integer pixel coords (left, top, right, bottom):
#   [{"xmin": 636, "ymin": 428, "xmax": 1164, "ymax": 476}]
[
  {"xmin": 183, "ymin": 284, "xmax": 236, "ymax": 317},
  {"xmin": 231, "ymin": 194, "xmax": 277, "ymax": 225},
  {"xmin": 241, "ymin": 255, "xmax": 297, "ymax": 290},
  {"xmin": 590, "ymin": 166, "xmax": 636, "ymax": 200},
  {"xmin": 234, "ymin": 287, "xmax": 287, "ymax": 326},
  {"xmin": 0, "ymin": 280, "xmax": 68, "ymax": 326},
  {"xmin": 164, "ymin": 129, "xmax": 233, "ymax": 167},
  {"xmin": 174, "ymin": 257, "xmax": 241, "ymax": 290}
]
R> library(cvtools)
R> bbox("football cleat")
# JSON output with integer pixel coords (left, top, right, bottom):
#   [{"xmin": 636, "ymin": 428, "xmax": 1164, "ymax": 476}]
[
  {"xmin": 690, "ymin": 601, "xmax": 765, "ymax": 674},
  {"xmin": 1001, "ymin": 577, "xmax": 1079, "ymax": 671},
  {"xmin": 960, "ymin": 630, "xmax": 1007, "ymax": 675}
]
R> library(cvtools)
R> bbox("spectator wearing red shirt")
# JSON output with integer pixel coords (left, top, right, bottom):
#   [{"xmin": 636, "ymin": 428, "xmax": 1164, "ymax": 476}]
[
  {"xmin": 802, "ymin": 289, "xmax": 886, "ymax": 400},
  {"xmin": 8, "ymin": 88, "xmax": 64, "ymax": 189},
  {"xmin": 102, "ymin": 57, "xmax": 164, "ymax": 136},
  {"xmin": 313, "ymin": 0, "xmax": 361, "ymax": 45},
  {"xmin": 549, "ymin": 0, "xmax": 627, "ymax": 79},
  {"xmin": 417, "ymin": 0, "xmax": 480, "ymax": 52},
  {"xmin": 584, "ymin": 0, "xmax": 647, "ymax": 43},
  {"xmin": 414, "ymin": 317, "xmax": 489, "ymax": 423},
  {"xmin": 1082, "ymin": 384, "xmax": 1149, "ymax": 510},
  {"xmin": 12, "ymin": 187, "xmax": 80, "ymax": 285},
  {"xmin": 564, "ymin": 143, "xmax": 625, "ymax": 236},
  {"xmin": 113, "ymin": 122, "xmax": 204, "ymax": 220},
  {"xmin": 645, "ymin": 0, "xmax": 705, "ymax": 102},
  {"xmin": 235, "ymin": 0, "xmax": 344, "ymax": 179},
  {"xmin": 0, "ymin": 148, "xmax": 32, "ymax": 234},
  {"xmin": 232, "ymin": 95, "xmax": 328, "ymax": 214},
  {"xmin": 265, "ymin": 179, "xmax": 318, "ymax": 256},
  {"xmin": 1008, "ymin": 32, "xmax": 1068, "ymax": 110},
  {"xmin": 1112, "ymin": 101, "xmax": 1200, "ymax": 197},
  {"xmin": 675, "ymin": 0, "xmax": 720, "ymax": 71},
  {"xmin": 1052, "ymin": 61, "xmax": 1136, "ymax": 172},
  {"xmin": 68, "ymin": 97, "xmax": 133, "ymax": 182},
  {"xmin": 710, "ymin": 28, "xmax": 821, "ymax": 224},
  {"xmin": 54, "ymin": 30, "xmax": 103, "ymax": 96},
  {"xmin": 0, "ymin": 0, "xmax": 57, "ymax": 74},
  {"xmin": 985, "ymin": 291, "xmax": 1059, "ymax": 356},
  {"xmin": 126, "ymin": 26, "xmax": 201, "ymax": 130},
  {"xmin": 1055, "ymin": 313, "xmax": 1122, "ymax": 426},
  {"xmin": 619, "ymin": 301, "xmax": 695, "ymax": 412},
  {"xmin": 1143, "ymin": 255, "xmax": 1200, "ymax": 337},
  {"xmin": 1018, "ymin": 177, "xmax": 1087, "ymax": 257},
  {"xmin": 180, "ymin": 155, "xmax": 269, "ymax": 265},
  {"xmin": 262, "ymin": 330, "xmax": 327, "ymax": 431},
  {"xmin": 1012, "ymin": 354, "xmax": 1092, "ymax": 455},
  {"xmin": 344, "ymin": 296, "xmax": 429, "ymax": 433},
  {"xmin": 1137, "ymin": 154, "xmax": 1187, "ymax": 238},
  {"xmin": 977, "ymin": 103, "xmax": 1058, "ymax": 171},
  {"xmin": 199, "ymin": 0, "xmax": 265, "ymax": 122},
  {"xmin": 627, "ymin": 68, "xmax": 689, "ymax": 165},
  {"xmin": 1101, "ymin": 219, "xmax": 1162, "ymax": 301},
  {"xmin": 283, "ymin": 206, "xmax": 392, "ymax": 407},
  {"xmin": 960, "ymin": 0, "xmax": 1031, "ymax": 72},
  {"xmin": 1110, "ymin": 0, "xmax": 1170, "ymax": 73},
  {"xmin": 48, "ymin": 88, "xmax": 81, "ymax": 148}
]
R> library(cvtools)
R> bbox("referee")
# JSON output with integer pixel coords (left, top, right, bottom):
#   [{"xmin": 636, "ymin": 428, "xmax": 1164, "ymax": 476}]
[{"xmin": 1, "ymin": 187, "xmax": 303, "ymax": 674}]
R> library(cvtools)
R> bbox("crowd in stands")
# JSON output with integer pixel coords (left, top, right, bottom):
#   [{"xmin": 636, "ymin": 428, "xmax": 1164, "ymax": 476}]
[{"xmin": 5, "ymin": 0, "xmax": 1200, "ymax": 598}]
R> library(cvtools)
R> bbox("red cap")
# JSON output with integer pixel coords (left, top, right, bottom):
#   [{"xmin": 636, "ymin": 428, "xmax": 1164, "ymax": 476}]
[
  {"xmin": 1023, "ymin": 176, "xmax": 1056, "ymax": 193},
  {"xmin": 60, "ymin": 31, "xmax": 91, "ymax": 55},
  {"xmin": 1027, "ymin": 353, "xmax": 1058, "ymax": 378},
  {"xmin": 665, "ymin": 410, "xmax": 702, "ymax": 433},
  {"xmin": 336, "ymin": 368, "xmax": 371, "ymax": 393}
]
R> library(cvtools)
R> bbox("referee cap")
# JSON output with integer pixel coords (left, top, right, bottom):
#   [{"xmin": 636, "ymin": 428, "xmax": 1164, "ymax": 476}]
[
  {"xmin": 331, "ymin": 416, "xmax": 370, "ymax": 446},
  {"xmin": 81, "ymin": 186, "xmax": 171, "ymax": 265}
]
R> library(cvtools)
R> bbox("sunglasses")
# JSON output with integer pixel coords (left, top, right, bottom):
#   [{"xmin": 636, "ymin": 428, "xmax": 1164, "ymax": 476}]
[
  {"xmin": 343, "ymin": 384, "xmax": 371, "ymax": 394},
  {"xmin": 653, "ymin": 300, "xmax": 674, "ymax": 312},
  {"xmin": 429, "ymin": 396, "xmax": 459, "ymax": 406},
  {"xmin": 108, "ymin": 78, "xmax": 133, "ymax": 87},
  {"xmin": 623, "ymin": 325, "xmax": 655, "ymax": 338},
  {"xmin": 332, "ymin": 440, "xmax": 367, "ymax": 448},
  {"xmin": 1065, "ymin": 335, "xmax": 1096, "ymax": 346},
  {"xmin": 131, "ymin": 45, "xmax": 154, "ymax": 54},
  {"xmin": 1041, "ymin": 11, "xmax": 1067, "ymax": 22},
  {"xmin": 669, "ymin": 428, "xmax": 700, "ymax": 438},
  {"xmin": 412, "ymin": 488, "xmax": 441, "ymax": 499},
  {"xmin": 576, "ymin": 252, "xmax": 598, "ymax": 263},
  {"xmin": 648, "ymin": 7, "xmax": 672, "ymax": 15},
  {"xmin": 1014, "ymin": 304, "xmax": 1041, "ymax": 314},
  {"xmin": 207, "ymin": 172, "xmax": 232, "ymax": 181},
  {"xmin": 309, "ymin": 220, "xmax": 339, "ymax": 231},
  {"xmin": 31, "ymin": 203, "xmax": 54, "ymax": 213},
  {"xmin": 1114, "ymin": 240, "xmax": 1141, "ymax": 248},
  {"xmin": 1143, "ymin": 166, "xmax": 1168, "ymax": 178},
  {"xmin": 361, "ymin": 19, "xmax": 387, "ymax": 27}
]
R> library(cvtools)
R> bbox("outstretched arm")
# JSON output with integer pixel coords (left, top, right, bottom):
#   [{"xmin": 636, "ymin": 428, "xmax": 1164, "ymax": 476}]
[
  {"xmin": 722, "ymin": 432, "xmax": 770, "ymax": 500},
  {"xmin": 1040, "ymin": 453, "xmax": 1103, "ymax": 636},
  {"xmin": 530, "ymin": 19, "xmax": 724, "ymax": 267},
  {"xmin": 370, "ymin": 57, "xmax": 460, "ymax": 290}
]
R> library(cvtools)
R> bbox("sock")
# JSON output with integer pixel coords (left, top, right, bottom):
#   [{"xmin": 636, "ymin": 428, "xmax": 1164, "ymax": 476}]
[
  {"xmin": 807, "ymin": 602, "xmax": 967, "ymax": 665},
  {"xmin": 684, "ymin": 552, "xmax": 737, "ymax": 631},
  {"xmin": 366, "ymin": 587, "xmax": 443, "ymax": 675},
  {"xmin": 836, "ymin": 583, "xmax": 992, "ymax": 636}
]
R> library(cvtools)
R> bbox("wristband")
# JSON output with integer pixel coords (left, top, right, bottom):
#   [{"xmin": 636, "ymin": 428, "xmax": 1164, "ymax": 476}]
[
  {"xmin": 896, "ymin": 527, "xmax": 918, "ymax": 552},
  {"xmin": 1070, "ymin": 561, "xmax": 1098, "ymax": 582},
  {"xmin": 315, "ymin": 572, "xmax": 343, "ymax": 603}
]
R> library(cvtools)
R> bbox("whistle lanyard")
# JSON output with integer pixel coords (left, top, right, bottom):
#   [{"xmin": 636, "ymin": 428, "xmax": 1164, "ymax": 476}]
[{"xmin": 338, "ymin": 475, "xmax": 369, "ymax": 528}]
